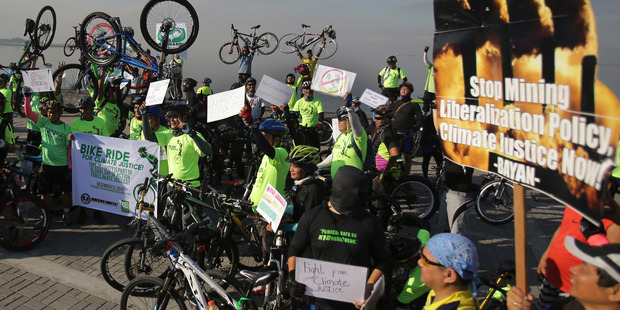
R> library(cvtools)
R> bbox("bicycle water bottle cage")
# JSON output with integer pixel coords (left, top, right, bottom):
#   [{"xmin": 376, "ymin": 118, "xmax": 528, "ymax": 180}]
[
  {"xmin": 24, "ymin": 19, "xmax": 35, "ymax": 36},
  {"xmin": 251, "ymin": 25, "xmax": 260, "ymax": 30}
]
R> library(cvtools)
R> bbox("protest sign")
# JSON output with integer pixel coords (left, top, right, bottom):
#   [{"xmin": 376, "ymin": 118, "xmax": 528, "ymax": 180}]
[
  {"xmin": 295, "ymin": 257, "xmax": 367, "ymax": 303},
  {"xmin": 256, "ymin": 183, "xmax": 287, "ymax": 231},
  {"xmin": 207, "ymin": 86, "xmax": 245, "ymax": 123},
  {"xmin": 145, "ymin": 79, "xmax": 170, "ymax": 106},
  {"xmin": 255, "ymin": 75, "xmax": 295, "ymax": 106},
  {"xmin": 155, "ymin": 22, "xmax": 188, "ymax": 49},
  {"xmin": 359, "ymin": 88, "xmax": 388, "ymax": 108},
  {"xmin": 331, "ymin": 118, "xmax": 340, "ymax": 142},
  {"xmin": 71, "ymin": 133, "xmax": 161, "ymax": 219},
  {"xmin": 22, "ymin": 69, "xmax": 54, "ymax": 93},
  {"xmin": 311, "ymin": 65, "xmax": 356, "ymax": 97}
]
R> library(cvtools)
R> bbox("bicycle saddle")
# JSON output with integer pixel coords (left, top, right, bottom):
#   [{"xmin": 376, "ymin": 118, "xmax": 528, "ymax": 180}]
[
  {"xmin": 302, "ymin": 24, "xmax": 311, "ymax": 28},
  {"xmin": 24, "ymin": 18, "xmax": 35, "ymax": 36},
  {"xmin": 251, "ymin": 25, "xmax": 260, "ymax": 29},
  {"xmin": 239, "ymin": 269, "xmax": 279, "ymax": 287}
]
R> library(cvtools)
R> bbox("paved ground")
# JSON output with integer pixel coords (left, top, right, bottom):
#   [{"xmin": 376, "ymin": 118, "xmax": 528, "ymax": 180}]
[{"xmin": 0, "ymin": 112, "xmax": 566, "ymax": 309}]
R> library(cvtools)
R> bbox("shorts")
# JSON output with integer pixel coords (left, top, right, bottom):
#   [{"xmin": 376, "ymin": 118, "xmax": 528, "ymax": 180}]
[
  {"xmin": 39, "ymin": 165, "xmax": 71, "ymax": 194},
  {"xmin": 398, "ymin": 130, "xmax": 414, "ymax": 154}
]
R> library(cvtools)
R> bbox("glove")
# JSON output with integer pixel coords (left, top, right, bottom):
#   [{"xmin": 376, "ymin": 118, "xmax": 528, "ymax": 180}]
[
  {"xmin": 344, "ymin": 93, "xmax": 352, "ymax": 107},
  {"xmin": 579, "ymin": 217, "xmax": 609, "ymax": 246},
  {"xmin": 424, "ymin": 46, "xmax": 429, "ymax": 53},
  {"xmin": 316, "ymin": 123, "xmax": 323, "ymax": 131},
  {"xmin": 286, "ymin": 270, "xmax": 307, "ymax": 298}
]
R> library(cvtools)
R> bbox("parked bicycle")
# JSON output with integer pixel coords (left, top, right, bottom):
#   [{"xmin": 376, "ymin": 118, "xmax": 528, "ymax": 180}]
[
  {"xmin": 278, "ymin": 24, "xmax": 337, "ymax": 59},
  {"xmin": 219, "ymin": 24, "xmax": 278, "ymax": 64},
  {"xmin": 476, "ymin": 175, "xmax": 514, "ymax": 225}
]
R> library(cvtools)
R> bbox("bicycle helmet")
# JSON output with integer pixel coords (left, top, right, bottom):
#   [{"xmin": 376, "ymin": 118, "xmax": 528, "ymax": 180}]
[
  {"xmin": 202, "ymin": 77, "xmax": 212, "ymax": 84},
  {"xmin": 300, "ymin": 78, "xmax": 312, "ymax": 90},
  {"xmin": 77, "ymin": 96, "xmax": 95, "ymax": 108},
  {"xmin": 245, "ymin": 77, "xmax": 257, "ymax": 86},
  {"xmin": 352, "ymin": 96, "xmax": 362, "ymax": 105},
  {"xmin": 147, "ymin": 106, "xmax": 165, "ymax": 120},
  {"xmin": 132, "ymin": 94, "xmax": 146, "ymax": 106},
  {"xmin": 400, "ymin": 82, "xmax": 414, "ymax": 92},
  {"xmin": 46, "ymin": 99, "xmax": 63, "ymax": 112},
  {"xmin": 167, "ymin": 101, "xmax": 192, "ymax": 117},
  {"xmin": 259, "ymin": 119, "xmax": 289, "ymax": 137},
  {"xmin": 336, "ymin": 106, "xmax": 349, "ymax": 121},
  {"xmin": 183, "ymin": 78, "xmax": 197, "ymax": 88},
  {"xmin": 286, "ymin": 73, "xmax": 295, "ymax": 80},
  {"xmin": 287, "ymin": 145, "xmax": 320, "ymax": 166},
  {"xmin": 372, "ymin": 104, "xmax": 394, "ymax": 118},
  {"xmin": 294, "ymin": 64, "xmax": 310, "ymax": 76},
  {"xmin": 387, "ymin": 55, "xmax": 397, "ymax": 64}
]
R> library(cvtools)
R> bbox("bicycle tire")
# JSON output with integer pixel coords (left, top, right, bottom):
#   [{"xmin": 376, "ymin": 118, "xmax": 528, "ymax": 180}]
[
  {"xmin": 256, "ymin": 32, "xmax": 278, "ymax": 55},
  {"xmin": 52, "ymin": 63, "xmax": 99, "ymax": 112},
  {"xmin": 278, "ymin": 33, "xmax": 302, "ymax": 54},
  {"xmin": 391, "ymin": 175, "xmax": 439, "ymax": 221},
  {"xmin": 120, "ymin": 275, "xmax": 187, "ymax": 310},
  {"xmin": 80, "ymin": 12, "xmax": 122, "ymax": 67},
  {"xmin": 319, "ymin": 120, "xmax": 333, "ymax": 145},
  {"xmin": 202, "ymin": 238, "xmax": 240, "ymax": 276},
  {"xmin": 140, "ymin": 0, "xmax": 199, "ymax": 54},
  {"xmin": 63, "ymin": 37, "xmax": 77, "ymax": 57},
  {"xmin": 100, "ymin": 237, "xmax": 168, "ymax": 292},
  {"xmin": 219, "ymin": 43, "xmax": 241, "ymax": 65},
  {"xmin": 475, "ymin": 180, "xmax": 514, "ymax": 225},
  {"xmin": 0, "ymin": 193, "xmax": 49, "ymax": 251},
  {"xmin": 33, "ymin": 6, "xmax": 56, "ymax": 51},
  {"xmin": 313, "ymin": 38, "xmax": 338, "ymax": 60},
  {"xmin": 234, "ymin": 222, "xmax": 264, "ymax": 271}
]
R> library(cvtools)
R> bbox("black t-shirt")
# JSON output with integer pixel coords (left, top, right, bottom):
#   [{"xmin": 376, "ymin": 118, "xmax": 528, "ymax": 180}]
[
  {"xmin": 370, "ymin": 123, "xmax": 399, "ymax": 155},
  {"xmin": 290, "ymin": 177, "xmax": 326, "ymax": 221},
  {"xmin": 444, "ymin": 160, "xmax": 474, "ymax": 192},
  {"xmin": 391, "ymin": 99, "xmax": 422, "ymax": 132}
]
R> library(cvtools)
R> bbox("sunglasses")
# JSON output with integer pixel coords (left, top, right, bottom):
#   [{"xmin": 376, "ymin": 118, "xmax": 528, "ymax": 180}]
[
  {"xmin": 420, "ymin": 248, "xmax": 444, "ymax": 267},
  {"xmin": 374, "ymin": 116, "xmax": 384, "ymax": 120},
  {"xmin": 337, "ymin": 117, "xmax": 348, "ymax": 122},
  {"xmin": 165, "ymin": 113, "xmax": 181, "ymax": 120}
]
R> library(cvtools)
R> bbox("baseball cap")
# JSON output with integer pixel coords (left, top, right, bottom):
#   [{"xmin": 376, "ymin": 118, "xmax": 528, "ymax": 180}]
[{"xmin": 565, "ymin": 236, "xmax": 620, "ymax": 283}]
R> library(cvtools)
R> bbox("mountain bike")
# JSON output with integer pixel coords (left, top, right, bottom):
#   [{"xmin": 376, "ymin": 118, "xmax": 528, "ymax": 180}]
[
  {"xmin": 218, "ymin": 24, "xmax": 279, "ymax": 64},
  {"xmin": 476, "ymin": 175, "xmax": 514, "ymax": 225},
  {"xmin": 63, "ymin": 25, "xmax": 84, "ymax": 57},
  {"xmin": 278, "ymin": 24, "xmax": 338, "ymax": 59},
  {"xmin": 52, "ymin": 58, "xmax": 99, "ymax": 112}
]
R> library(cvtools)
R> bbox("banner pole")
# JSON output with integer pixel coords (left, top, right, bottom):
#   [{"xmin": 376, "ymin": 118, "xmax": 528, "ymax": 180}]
[{"xmin": 514, "ymin": 184, "xmax": 528, "ymax": 291}]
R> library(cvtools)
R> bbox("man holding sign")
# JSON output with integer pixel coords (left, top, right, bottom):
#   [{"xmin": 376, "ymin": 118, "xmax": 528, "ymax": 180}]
[{"xmin": 290, "ymin": 79, "xmax": 324, "ymax": 149}]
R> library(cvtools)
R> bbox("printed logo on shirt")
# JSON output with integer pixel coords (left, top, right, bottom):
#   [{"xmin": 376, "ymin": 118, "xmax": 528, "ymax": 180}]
[{"xmin": 317, "ymin": 229, "xmax": 358, "ymax": 244}]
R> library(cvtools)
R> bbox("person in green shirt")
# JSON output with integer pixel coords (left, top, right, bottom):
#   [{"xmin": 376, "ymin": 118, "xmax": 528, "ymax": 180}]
[
  {"xmin": 196, "ymin": 77, "xmax": 213, "ymax": 96},
  {"xmin": 139, "ymin": 105, "xmax": 172, "ymax": 177},
  {"xmin": 170, "ymin": 54, "xmax": 184, "ymax": 100},
  {"xmin": 290, "ymin": 79, "xmax": 324, "ymax": 149},
  {"xmin": 142, "ymin": 102, "xmax": 211, "ymax": 188},
  {"xmin": 0, "ymin": 73, "xmax": 13, "ymax": 128},
  {"xmin": 129, "ymin": 95, "xmax": 145, "ymax": 140},
  {"xmin": 297, "ymin": 45, "xmax": 324, "ymax": 78},
  {"xmin": 422, "ymin": 45, "xmax": 436, "ymax": 114},
  {"xmin": 0, "ymin": 92, "xmax": 15, "ymax": 163},
  {"xmin": 378, "ymin": 55, "xmax": 408, "ymax": 103},
  {"xmin": 285, "ymin": 73, "xmax": 300, "ymax": 107},
  {"xmin": 95, "ymin": 76, "xmax": 126, "ymax": 137},
  {"xmin": 24, "ymin": 92, "xmax": 73, "ymax": 226}
]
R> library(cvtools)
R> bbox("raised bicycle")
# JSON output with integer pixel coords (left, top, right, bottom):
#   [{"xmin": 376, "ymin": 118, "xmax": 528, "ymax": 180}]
[
  {"xmin": 219, "ymin": 24, "xmax": 278, "ymax": 64},
  {"xmin": 278, "ymin": 24, "xmax": 337, "ymax": 59}
]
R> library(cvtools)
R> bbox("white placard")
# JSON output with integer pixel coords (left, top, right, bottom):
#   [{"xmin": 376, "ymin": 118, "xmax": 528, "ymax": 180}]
[
  {"xmin": 360, "ymin": 275, "xmax": 385, "ymax": 310},
  {"xmin": 22, "ymin": 69, "xmax": 54, "ymax": 93},
  {"xmin": 71, "ymin": 132, "xmax": 161, "ymax": 219},
  {"xmin": 295, "ymin": 257, "xmax": 367, "ymax": 303},
  {"xmin": 145, "ymin": 79, "xmax": 170, "ymax": 106},
  {"xmin": 331, "ymin": 118, "xmax": 340, "ymax": 142},
  {"xmin": 359, "ymin": 88, "xmax": 389, "ymax": 108},
  {"xmin": 256, "ymin": 183, "xmax": 287, "ymax": 231},
  {"xmin": 207, "ymin": 86, "xmax": 246, "ymax": 123},
  {"xmin": 310, "ymin": 65, "xmax": 356, "ymax": 97},
  {"xmin": 255, "ymin": 75, "xmax": 295, "ymax": 106}
]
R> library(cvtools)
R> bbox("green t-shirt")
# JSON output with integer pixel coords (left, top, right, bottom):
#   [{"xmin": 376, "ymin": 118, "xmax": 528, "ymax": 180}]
[
  {"xmin": 0, "ymin": 115, "xmax": 15, "ymax": 145},
  {"xmin": 70, "ymin": 116, "xmax": 109, "ymax": 136},
  {"xmin": 166, "ymin": 132, "xmax": 206, "ymax": 187},
  {"xmin": 27, "ymin": 93, "xmax": 41, "ymax": 132},
  {"xmin": 379, "ymin": 66, "xmax": 407, "ymax": 88},
  {"xmin": 287, "ymin": 77, "xmax": 302, "ymax": 107},
  {"xmin": 171, "ymin": 58, "xmax": 184, "ymax": 76},
  {"xmin": 250, "ymin": 147, "xmax": 290, "ymax": 209},
  {"xmin": 95, "ymin": 98, "xmax": 121, "ymax": 136},
  {"xmin": 196, "ymin": 86, "xmax": 212, "ymax": 96},
  {"xmin": 141, "ymin": 126, "xmax": 173, "ymax": 177},
  {"xmin": 37, "ymin": 117, "xmax": 71, "ymax": 166},
  {"xmin": 330, "ymin": 131, "xmax": 367, "ymax": 179},
  {"xmin": 129, "ymin": 116, "xmax": 143, "ymax": 140},
  {"xmin": 290, "ymin": 97, "xmax": 324, "ymax": 127},
  {"xmin": 424, "ymin": 62, "xmax": 435, "ymax": 93},
  {"xmin": 0, "ymin": 87, "xmax": 12, "ymax": 114}
]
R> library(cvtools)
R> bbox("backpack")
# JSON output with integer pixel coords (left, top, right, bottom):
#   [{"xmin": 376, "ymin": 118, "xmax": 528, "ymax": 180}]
[{"xmin": 350, "ymin": 133, "xmax": 375, "ymax": 172}]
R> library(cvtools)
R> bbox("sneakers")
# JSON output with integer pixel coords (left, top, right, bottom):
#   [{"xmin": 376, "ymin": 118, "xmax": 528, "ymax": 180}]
[
  {"xmin": 76, "ymin": 208, "xmax": 87, "ymax": 225},
  {"xmin": 94, "ymin": 210, "xmax": 106, "ymax": 224}
]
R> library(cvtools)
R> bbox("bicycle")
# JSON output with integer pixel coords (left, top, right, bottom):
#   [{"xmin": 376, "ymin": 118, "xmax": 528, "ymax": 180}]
[
  {"xmin": 219, "ymin": 24, "xmax": 279, "ymax": 64},
  {"xmin": 52, "ymin": 58, "xmax": 99, "ymax": 113},
  {"xmin": 317, "ymin": 119, "xmax": 334, "ymax": 146},
  {"xmin": 476, "ymin": 175, "xmax": 514, "ymax": 225},
  {"xmin": 278, "ymin": 24, "xmax": 338, "ymax": 60},
  {"xmin": 63, "ymin": 25, "xmax": 84, "ymax": 57}
]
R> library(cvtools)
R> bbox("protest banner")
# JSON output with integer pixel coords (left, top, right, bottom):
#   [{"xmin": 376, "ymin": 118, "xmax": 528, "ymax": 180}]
[
  {"xmin": 311, "ymin": 65, "xmax": 356, "ymax": 97},
  {"xmin": 155, "ymin": 22, "xmax": 188, "ymax": 49},
  {"xmin": 207, "ymin": 86, "xmax": 245, "ymax": 123},
  {"xmin": 255, "ymin": 75, "xmax": 295, "ymax": 106},
  {"xmin": 145, "ymin": 79, "xmax": 170, "ymax": 106},
  {"xmin": 359, "ymin": 88, "xmax": 388, "ymax": 108},
  {"xmin": 22, "ymin": 69, "xmax": 54, "ymax": 93},
  {"xmin": 295, "ymin": 257, "xmax": 367, "ymax": 303},
  {"xmin": 256, "ymin": 183, "xmax": 287, "ymax": 231},
  {"xmin": 71, "ymin": 133, "xmax": 162, "ymax": 219}
]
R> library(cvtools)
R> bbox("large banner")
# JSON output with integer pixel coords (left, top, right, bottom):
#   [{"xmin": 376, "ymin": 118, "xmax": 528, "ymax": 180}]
[
  {"xmin": 433, "ymin": 0, "xmax": 620, "ymax": 221},
  {"xmin": 71, "ymin": 133, "xmax": 162, "ymax": 218}
]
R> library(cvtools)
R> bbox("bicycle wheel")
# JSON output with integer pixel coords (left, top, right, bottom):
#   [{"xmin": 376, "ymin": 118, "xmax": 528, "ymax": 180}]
[
  {"xmin": 391, "ymin": 176, "xmax": 439, "ymax": 221},
  {"xmin": 120, "ymin": 276, "xmax": 187, "ymax": 310},
  {"xmin": 202, "ymin": 238, "xmax": 240, "ymax": 276},
  {"xmin": 0, "ymin": 193, "xmax": 49, "ymax": 251},
  {"xmin": 63, "ymin": 37, "xmax": 77, "ymax": 57},
  {"xmin": 234, "ymin": 222, "xmax": 264, "ymax": 271},
  {"xmin": 33, "ymin": 6, "xmax": 56, "ymax": 50},
  {"xmin": 313, "ymin": 38, "xmax": 337, "ymax": 60},
  {"xmin": 100, "ymin": 237, "xmax": 168, "ymax": 292},
  {"xmin": 256, "ymin": 32, "xmax": 278, "ymax": 55},
  {"xmin": 278, "ymin": 33, "xmax": 302, "ymax": 54},
  {"xmin": 80, "ymin": 12, "xmax": 122, "ymax": 66},
  {"xmin": 52, "ymin": 63, "xmax": 98, "ymax": 112},
  {"xmin": 319, "ymin": 120, "xmax": 333, "ymax": 145},
  {"xmin": 219, "ymin": 43, "xmax": 241, "ymax": 64},
  {"xmin": 140, "ymin": 0, "xmax": 199, "ymax": 54},
  {"xmin": 476, "ymin": 180, "xmax": 514, "ymax": 225}
]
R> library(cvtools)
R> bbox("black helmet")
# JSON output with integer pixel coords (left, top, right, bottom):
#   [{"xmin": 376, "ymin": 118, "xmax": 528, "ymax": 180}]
[
  {"xmin": 301, "ymin": 78, "xmax": 312, "ymax": 90},
  {"xmin": 78, "ymin": 96, "xmax": 95, "ymax": 108},
  {"xmin": 286, "ymin": 73, "xmax": 295, "ymax": 80},
  {"xmin": 259, "ymin": 119, "xmax": 289, "ymax": 137},
  {"xmin": 46, "ymin": 99, "xmax": 63, "ymax": 112},
  {"xmin": 245, "ymin": 77, "xmax": 257, "ymax": 86},
  {"xmin": 167, "ymin": 102, "xmax": 191, "ymax": 117},
  {"xmin": 294, "ymin": 64, "xmax": 310, "ymax": 76},
  {"xmin": 400, "ymin": 82, "xmax": 414, "ymax": 92},
  {"xmin": 336, "ymin": 106, "xmax": 349, "ymax": 121},
  {"xmin": 287, "ymin": 145, "xmax": 320, "ymax": 166},
  {"xmin": 183, "ymin": 78, "xmax": 197, "ymax": 88},
  {"xmin": 351, "ymin": 96, "xmax": 362, "ymax": 105},
  {"xmin": 387, "ymin": 55, "xmax": 397, "ymax": 64},
  {"xmin": 372, "ymin": 104, "xmax": 394, "ymax": 118}
]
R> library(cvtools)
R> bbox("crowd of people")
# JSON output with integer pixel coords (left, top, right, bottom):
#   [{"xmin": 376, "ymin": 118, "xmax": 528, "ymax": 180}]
[{"xmin": 4, "ymin": 40, "xmax": 620, "ymax": 310}]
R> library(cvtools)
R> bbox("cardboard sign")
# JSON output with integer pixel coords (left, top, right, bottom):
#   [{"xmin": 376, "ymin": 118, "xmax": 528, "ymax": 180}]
[
  {"xmin": 331, "ymin": 118, "xmax": 340, "ymax": 142},
  {"xmin": 310, "ymin": 65, "xmax": 356, "ymax": 97},
  {"xmin": 22, "ymin": 69, "xmax": 54, "ymax": 93},
  {"xmin": 359, "ymin": 88, "xmax": 389, "ymax": 108},
  {"xmin": 145, "ymin": 79, "xmax": 170, "ymax": 106},
  {"xmin": 256, "ymin": 183, "xmax": 287, "ymax": 231},
  {"xmin": 207, "ymin": 86, "xmax": 246, "ymax": 123},
  {"xmin": 295, "ymin": 257, "xmax": 367, "ymax": 303},
  {"xmin": 255, "ymin": 75, "xmax": 295, "ymax": 106}
]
